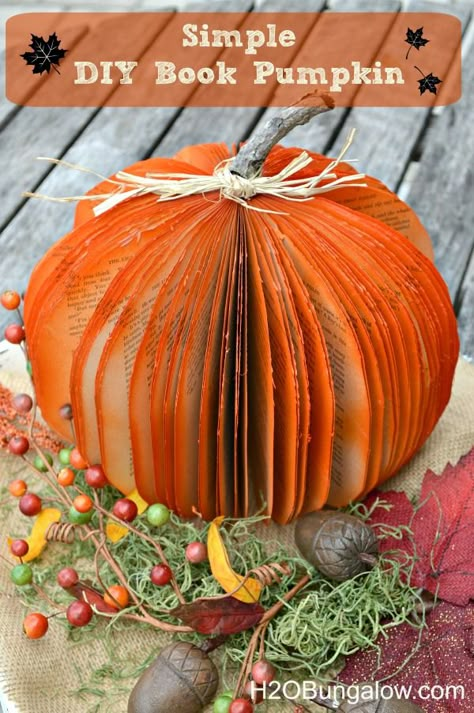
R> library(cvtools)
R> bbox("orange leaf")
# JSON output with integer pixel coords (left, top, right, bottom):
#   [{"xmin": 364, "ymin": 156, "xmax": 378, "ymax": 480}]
[
  {"xmin": 8, "ymin": 508, "xmax": 61, "ymax": 562},
  {"xmin": 207, "ymin": 517, "xmax": 262, "ymax": 603}
]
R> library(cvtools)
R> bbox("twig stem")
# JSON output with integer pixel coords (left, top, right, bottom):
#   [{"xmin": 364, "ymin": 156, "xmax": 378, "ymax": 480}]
[{"xmin": 231, "ymin": 92, "xmax": 334, "ymax": 179}]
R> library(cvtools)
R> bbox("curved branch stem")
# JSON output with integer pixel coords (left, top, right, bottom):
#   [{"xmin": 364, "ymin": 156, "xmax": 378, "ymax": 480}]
[
  {"xmin": 74, "ymin": 485, "xmax": 186, "ymax": 605},
  {"xmin": 231, "ymin": 92, "xmax": 334, "ymax": 179},
  {"xmin": 234, "ymin": 573, "xmax": 311, "ymax": 697}
]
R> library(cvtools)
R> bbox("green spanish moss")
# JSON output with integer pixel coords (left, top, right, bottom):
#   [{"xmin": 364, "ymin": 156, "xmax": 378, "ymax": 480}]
[{"xmin": 10, "ymin": 481, "xmax": 426, "ymax": 711}]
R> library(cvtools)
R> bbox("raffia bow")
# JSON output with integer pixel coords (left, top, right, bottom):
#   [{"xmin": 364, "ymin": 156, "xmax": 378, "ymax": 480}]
[{"xmin": 24, "ymin": 129, "xmax": 365, "ymax": 217}]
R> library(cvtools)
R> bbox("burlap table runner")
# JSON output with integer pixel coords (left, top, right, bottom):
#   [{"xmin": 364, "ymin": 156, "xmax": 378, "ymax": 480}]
[{"xmin": 1, "ymin": 355, "xmax": 473, "ymax": 713}]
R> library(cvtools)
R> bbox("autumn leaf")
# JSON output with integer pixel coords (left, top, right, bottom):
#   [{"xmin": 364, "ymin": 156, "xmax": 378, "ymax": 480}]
[
  {"xmin": 365, "ymin": 448, "xmax": 474, "ymax": 606},
  {"xmin": 410, "ymin": 450, "xmax": 474, "ymax": 605},
  {"xmin": 340, "ymin": 601, "xmax": 474, "ymax": 712},
  {"xmin": 172, "ymin": 596, "xmax": 264, "ymax": 635},
  {"xmin": 66, "ymin": 581, "xmax": 117, "ymax": 614},
  {"xmin": 405, "ymin": 27, "xmax": 429, "ymax": 59},
  {"xmin": 207, "ymin": 517, "xmax": 262, "ymax": 603},
  {"xmin": 20, "ymin": 33, "xmax": 67, "ymax": 75},
  {"xmin": 415, "ymin": 67, "xmax": 443, "ymax": 96}
]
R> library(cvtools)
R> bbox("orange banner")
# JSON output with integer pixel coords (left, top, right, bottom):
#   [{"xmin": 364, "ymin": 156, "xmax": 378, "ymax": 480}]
[{"xmin": 6, "ymin": 12, "xmax": 462, "ymax": 108}]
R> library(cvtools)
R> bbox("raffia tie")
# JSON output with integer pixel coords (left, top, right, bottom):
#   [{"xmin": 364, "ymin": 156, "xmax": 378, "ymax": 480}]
[{"xmin": 24, "ymin": 129, "xmax": 366, "ymax": 217}]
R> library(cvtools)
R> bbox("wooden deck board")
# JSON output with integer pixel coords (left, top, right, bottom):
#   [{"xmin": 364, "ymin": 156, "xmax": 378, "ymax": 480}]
[
  {"xmin": 328, "ymin": 1, "xmax": 470, "ymax": 189},
  {"xmin": 153, "ymin": 0, "xmax": 325, "ymax": 157},
  {"xmin": 0, "ymin": 3, "xmax": 253, "ymax": 298},
  {"xmin": 404, "ymin": 36, "xmax": 474, "ymax": 356},
  {"xmin": 249, "ymin": 0, "xmax": 401, "ymax": 158},
  {"xmin": 0, "ymin": 12, "xmax": 176, "ymax": 231}
]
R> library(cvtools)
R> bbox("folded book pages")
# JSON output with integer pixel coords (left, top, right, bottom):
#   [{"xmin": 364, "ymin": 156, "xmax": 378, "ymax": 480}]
[{"xmin": 23, "ymin": 131, "xmax": 459, "ymax": 523}]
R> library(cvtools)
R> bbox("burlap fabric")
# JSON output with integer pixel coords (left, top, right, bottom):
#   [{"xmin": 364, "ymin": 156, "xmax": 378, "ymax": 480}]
[{"xmin": 0, "ymin": 355, "xmax": 473, "ymax": 713}]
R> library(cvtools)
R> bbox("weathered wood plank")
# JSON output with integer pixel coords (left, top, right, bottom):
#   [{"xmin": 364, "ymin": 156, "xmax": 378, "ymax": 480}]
[
  {"xmin": 153, "ymin": 0, "xmax": 325, "ymax": 158},
  {"xmin": 457, "ymin": 255, "xmax": 474, "ymax": 359},
  {"xmin": 246, "ymin": 0, "xmax": 401, "ymax": 157},
  {"xmin": 0, "ymin": 2, "xmax": 251, "ymax": 316},
  {"xmin": 405, "ymin": 36, "xmax": 474, "ymax": 357},
  {"xmin": 0, "ymin": 0, "xmax": 252, "ymax": 234},
  {"xmin": 0, "ymin": 12, "xmax": 178, "ymax": 232},
  {"xmin": 327, "ymin": 1, "xmax": 469, "ymax": 190}
]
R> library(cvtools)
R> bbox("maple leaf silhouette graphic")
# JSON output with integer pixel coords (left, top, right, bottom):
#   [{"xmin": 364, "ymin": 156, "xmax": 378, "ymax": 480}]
[
  {"xmin": 20, "ymin": 33, "xmax": 67, "ymax": 75},
  {"xmin": 415, "ymin": 66, "xmax": 443, "ymax": 96},
  {"xmin": 405, "ymin": 26, "xmax": 429, "ymax": 59}
]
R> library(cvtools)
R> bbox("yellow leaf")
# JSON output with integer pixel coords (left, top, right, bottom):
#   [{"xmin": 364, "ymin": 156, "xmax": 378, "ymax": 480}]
[
  {"xmin": 106, "ymin": 489, "xmax": 148, "ymax": 542},
  {"xmin": 8, "ymin": 508, "xmax": 61, "ymax": 562},
  {"xmin": 207, "ymin": 517, "xmax": 262, "ymax": 603}
]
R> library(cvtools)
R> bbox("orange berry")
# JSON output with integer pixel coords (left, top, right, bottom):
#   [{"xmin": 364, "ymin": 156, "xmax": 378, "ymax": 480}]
[
  {"xmin": 73, "ymin": 494, "xmax": 93, "ymax": 513},
  {"xmin": 57, "ymin": 467, "xmax": 75, "ymax": 487},
  {"xmin": 8, "ymin": 479, "xmax": 27, "ymax": 497},
  {"xmin": 104, "ymin": 585, "xmax": 129, "ymax": 610},
  {"xmin": 69, "ymin": 448, "xmax": 88, "ymax": 470},
  {"xmin": 23, "ymin": 612, "xmax": 48, "ymax": 639},
  {"xmin": 1, "ymin": 290, "xmax": 21, "ymax": 310}
]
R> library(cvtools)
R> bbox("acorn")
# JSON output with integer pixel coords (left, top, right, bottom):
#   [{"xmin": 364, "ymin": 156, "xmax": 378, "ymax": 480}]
[
  {"xmin": 294, "ymin": 511, "xmax": 378, "ymax": 581},
  {"xmin": 128, "ymin": 641, "xmax": 218, "ymax": 713},
  {"xmin": 337, "ymin": 682, "xmax": 423, "ymax": 712}
]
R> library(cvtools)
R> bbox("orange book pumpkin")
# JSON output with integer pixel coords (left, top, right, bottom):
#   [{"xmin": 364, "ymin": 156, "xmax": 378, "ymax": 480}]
[{"xmin": 23, "ymin": 102, "xmax": 459, "ymax": 523}]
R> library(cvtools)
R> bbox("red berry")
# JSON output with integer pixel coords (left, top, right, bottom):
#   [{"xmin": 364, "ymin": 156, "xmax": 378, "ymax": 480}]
[
  {"xmin": 85, "ymin": 464, "xmax": 108, "ymax": 489},
  {"xmin": 10, "ymin": 539, "xmax": 29, "ymax": 558},
  {"xmin": 11, "ymin": 393, "xmax": 33, "ymax": 414},
  {"xmin": 58, "ymin": 403, "xmax": 73, "ymax": 420},
  {"xmin": 1, "ymin": 290, "xmax": 21, "ymax": 311},
  {"xmin": 8, "ymin": 435, "xmax": 29, "ymax": 456},
  {"xmin": 251, "ymin": 659, "xmax": 276, "ymax": 685},
  {"xmin": 112, "ymin": 498, "xmax": 138, "ymax": 522},
  {"xmin": 150, "ymin": 564, "xmax": 173, "ymax": 586},
  {"xmin": 57, "ymin": 467, "xmax": 75, "ymax": 487},
  {"xmin": 229, "ymin": 699, "xmax": 254, "ymax": 713},
  {"xmin": 66, "ymin": 600, "xmax": 93, "ymax": 627},
  {"xmin": 73, "ymin": 494, "xmax": 93, "ymax": 513},
  {"xmin": 185, "ymin": 541, "xmax": 208, "ymax": 564},
  {"xmin": 5, "ymin": 324, "xmax": 25, "ymax": 344},
  {"xmin": 69, "ymin": 448, "xmax": 88, "ymax": 470},
  {"xmin": 57, "ymin": 567, "xmax": 79, "ymax": 589},
  {"xmin": 8, "ymin": 479, "xmax": 27, "ymax": 497},
  {"xmin": 19, "ymin": 493, "xmax": 42, "ymax": 516},
  {"xmin": 23, "ymin": 612, "xmax": 48, "ymax": 639}
]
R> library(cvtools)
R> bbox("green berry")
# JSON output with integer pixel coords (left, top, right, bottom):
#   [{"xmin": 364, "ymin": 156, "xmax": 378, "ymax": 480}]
[
  {"xmin": 26, "ymin": 361, "xmax": 33, "ymax": 378},
  {"xmin": 33, "ymin": 453, "xmax": 53, "ymax": 472},
  {"xmin": 58, "ymin": 448, "xmax": 72, "ymax": 466},
  {"xmin": 11, "ymin": 564, "xmax": 33, "ymax": 586},
  {"xmin": 213, "ymin": 693, "xmax": 233, "ymax": 713},
  {"xmin": 146, "ymin": 503, "xmax": 170, "ymax": 527},
  {"xmin": 68, "ymin": 506, "xmax": 93, "ymax": 525}
]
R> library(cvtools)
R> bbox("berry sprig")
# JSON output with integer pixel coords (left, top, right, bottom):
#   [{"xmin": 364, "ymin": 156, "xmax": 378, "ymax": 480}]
[
  {"xmin": 2, "ymin": 291, "xmax": 28, "ymax": 361},
  {"xmin": 2, "ymin": 289, "xmax": 310, "ymax": 712},
  {"xmin": 4, "ymin": 378, "xmax": 194, "ymax": 637}
]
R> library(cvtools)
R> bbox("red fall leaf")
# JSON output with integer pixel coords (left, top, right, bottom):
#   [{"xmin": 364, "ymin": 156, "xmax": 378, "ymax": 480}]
[
  {"xmin": 339, "ymin": 600, "xmax": 474, "ymax": 712},
  {"xmin": 365, "ymin": 447, "xmax": 474, "ymax": 606},
  {"xmin": 67, "ymin": 581, "xmax": 117, "ymax": 614},
  {"xmin": 171, "ymin": 596, "xmax": 265, "ymax": 635}
]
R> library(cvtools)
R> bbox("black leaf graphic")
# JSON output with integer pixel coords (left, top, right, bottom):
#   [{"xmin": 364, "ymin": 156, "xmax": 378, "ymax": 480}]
[
  {"xmin": 405, "ymin": 27, "xmax": 429, "ymax": 59},
  {"xmin": 20, "ymin": 33, "xmax": 67, "ymax": 75},
  {"xmin": 415, "ymin": 66, "xmax": 443, "ymax": 96}
]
